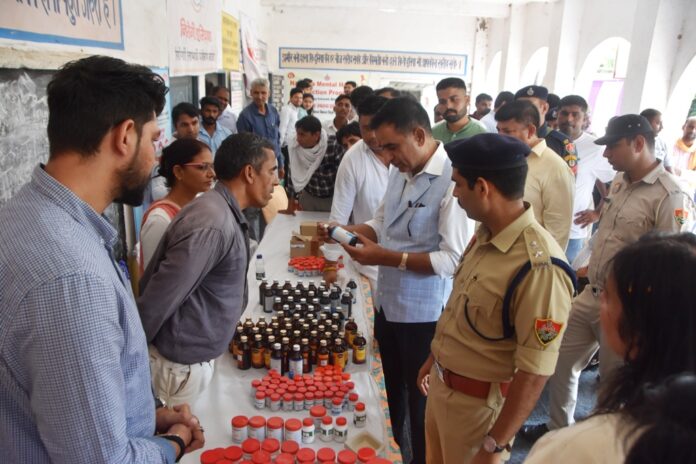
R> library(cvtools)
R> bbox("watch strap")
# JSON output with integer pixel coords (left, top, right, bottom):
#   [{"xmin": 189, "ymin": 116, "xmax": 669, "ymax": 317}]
[
  {"xmin": 398, "ymin": 252, "xmax": 409, "ymax": 271},
  {"xmin": 484, "ymin": 434, "xmax": 511, "ymax": 453},
  {"xmin": 161, "ymin": 434, "xmax": 186, "ymax": 462}
]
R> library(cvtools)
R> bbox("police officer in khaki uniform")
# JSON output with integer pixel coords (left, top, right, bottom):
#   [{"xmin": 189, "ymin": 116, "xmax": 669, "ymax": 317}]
[
  {"xmin": 417, "ymin": 133, "xmax": 575, "ymax": 464},
  {"xmin": 495, "ymin": 100, "xmax": 575, "ymax": 249},
  {"xmin": 521, "ymin": 114, "xmax": 696, "ymax": 442},
  {"xmin": 515, "ymin": 85, "xmax": 579, "ymax": 175}
]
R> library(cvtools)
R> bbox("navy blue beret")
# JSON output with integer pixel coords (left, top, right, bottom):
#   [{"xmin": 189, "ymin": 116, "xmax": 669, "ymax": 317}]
[
  {"xmin": 515, "ymin": 85, "xmax": 549, "ymax": 101},
  {"xmin": 595, "ymin": 114, "xmax": 654, "ymax": 145},
  {"xmin": 445, "ymin": 133, "xmax": 531, "ymax": 171}
]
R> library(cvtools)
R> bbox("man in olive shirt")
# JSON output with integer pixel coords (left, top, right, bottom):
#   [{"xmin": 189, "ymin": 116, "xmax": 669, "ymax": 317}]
[
  {"xmin": 138, "ymin": 133, "xmax": 279, "ymax": 406},
  {"xmin": 431, "ymin": 77, "xmax": 487, "ymax": 143},
  {"xmin": 496, "ymin": 100, "xmax": 575, "ymax": 249},
  {"xmin": 417, "ymin": 134, "xmax": 574, "ymax": 463}
]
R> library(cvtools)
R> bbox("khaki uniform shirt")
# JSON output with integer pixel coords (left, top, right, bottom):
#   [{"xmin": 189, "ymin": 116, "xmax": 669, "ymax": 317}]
[
  {"xmin": 524, "ymin": 139, "xmax": 576, "ymax": 249},
  {"xmin": 588, "ymin": 162, "xmax": 696, "ymax": 287},
  {"xmin": 431, "ymin": 206, "xmax": 574, "ymax": 382}
]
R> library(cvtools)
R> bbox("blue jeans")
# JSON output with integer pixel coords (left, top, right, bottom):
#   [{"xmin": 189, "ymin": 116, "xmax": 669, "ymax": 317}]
[{"xmin": 565, "ymin": 238, "xmax": 584, "ymax": 264}]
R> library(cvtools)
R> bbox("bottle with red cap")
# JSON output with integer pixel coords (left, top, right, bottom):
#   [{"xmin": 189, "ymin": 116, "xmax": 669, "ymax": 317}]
[
  {"xmin": 266, "ymin": 416, "xmax": 284, "ymax": 442},
  {"xmin": 284, "ymin": 418, "xmax": 302, "ymax": 443},
  {"xmin": 200, "ymin": 448, "xmax": 224, "ymax": 464},
  {"xmin": 274, "ymin": 453, "xmax": 295, "ymax": 464},
  {"xmin": 317, "ymin": 447, "xmax": 337, "ymax": 463},
  {"xmin": 280, "ymin": 440, "xmax": 299, "ymax": 456},
  {"xmin": 223, "ymin": 445, "xmax": 243, "ymax": 463},
  {"xmin": 338, "ymin": 449, "xmax": 358, "ymax": 464},
  {"xmin": 231, "ymin": 415, "xmax": 249, "ymax": 443},
  {"xmin": 296, "ymin": 447, "xmax": 316, "ymax": 464},
  {"xmin": 251, "ymin": 449, "xmax": 271, "ymax": 463},
  {"xmin": 334, "ymin": 416, "xmax": 348, "ymax": 443},
  {"xmin": 353, "ymin": 402, "xmax": 366, "ymax": 428},
  {"xmin": 356, "ymin": 447, "xmax": 376, "ymax": 463},
  {"xmin": 261, "ymin": 438, "xmax": 280, "ymax": 459},
  {"xmin": 241, "ymin": 438, "xmax": 260, "ymax": 460},
  {"xmin": 248, "ymin": 416, "xmax": 267, "ymax": 440},
  {"xmin": 310, "ymin": 404, "xmax": 327, "ymax": 428}
]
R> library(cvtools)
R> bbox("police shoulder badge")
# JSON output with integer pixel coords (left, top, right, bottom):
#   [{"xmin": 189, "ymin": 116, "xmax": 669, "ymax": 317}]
[
  {"xmin": 534, "ymin": 318, "xmax": 563, "ymax": 346},
  {"xmin": 674, "ymin": 208, "xmax": 689, "ymax": 225}
]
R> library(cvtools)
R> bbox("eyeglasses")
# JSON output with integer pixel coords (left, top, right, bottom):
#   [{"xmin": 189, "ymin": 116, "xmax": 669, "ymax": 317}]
[{"xmin": 183, "ymin": 162, "xmax": 215, "ymax": 172}]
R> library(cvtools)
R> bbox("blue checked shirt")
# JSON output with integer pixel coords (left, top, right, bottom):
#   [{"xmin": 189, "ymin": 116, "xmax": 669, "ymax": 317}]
[{"xmin": 0, "ymin": 166, "xmax": 175, "ymax": 463}]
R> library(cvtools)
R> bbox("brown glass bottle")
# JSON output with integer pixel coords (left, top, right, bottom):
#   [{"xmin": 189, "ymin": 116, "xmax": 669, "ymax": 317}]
[
  {"xmin": 264, "ymin": 335, "xmax": 276, "ymax": 369},
  {"xmin": 230, "ymin": 324, "xmax": 243, "ymax": 355},
  {"xmin": 263, "ymin": 287, "xmax": 275, "ymax": 313},
  {"xmin": 309, "ymin": 330, "xmax": 319, "ymax": 364},
  {"xmin": 352, "ymin": 331, "xmax": 367, "ymax": 365},
  {"xmin": 237, "ymin": 335, "xmax": 251, "ymax": 370},
  {"xmin": 344, "ymin": 318, "xmax": 358, "ymax": 348},
  {"xmin": 270, "ymin": 342, "xmax": 283, "ymax": 372},
  {"xmin": 281, "ymin": 336, "xmax": 291, "ymax": 375},
  {"xmin": 251, "ymin": 334, "xmax": 265, "ymax": 369},
  {"xmin": 292, "ymin": 329, "xmax": 302, "ymax": 346},
  {"xmin": 283, "ymin": 279, "xmax": 293, "ymax": 292},
  {"xmin": 332, "ymin": 338, "xmax": 347, "ymax": 371},
  {"xmin": 301, "ymin": 338, "xmax": 311, "ymax": 373},
  {"xmin": 259, "ymin": 279, "xmax": 268, "ymax": 306},
  {"xmin": 340, "ymin": 292, "xmax": 352, "ymax": 319},
  {"xmin": 317, "ymin": 339, "xmax": 330, "ymax": 367},
  {"xmin": 243, "ymin": 318, "xmax": 254, "ymax": 336}
]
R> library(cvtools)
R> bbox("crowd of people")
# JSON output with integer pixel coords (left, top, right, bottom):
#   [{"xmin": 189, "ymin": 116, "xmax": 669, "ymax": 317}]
[{"xmin": 1, "ymin": 54, "xmax": 696, "ymax": 464}]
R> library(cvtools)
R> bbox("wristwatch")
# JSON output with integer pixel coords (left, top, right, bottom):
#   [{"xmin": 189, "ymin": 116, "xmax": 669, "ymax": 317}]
[
  {"xmin": 398, "ymin": 252, "xmax": 409, "ymax": 271},
  {"xmin": 482, "ymin": 434, "xmax": 511, "ymax": 453}
]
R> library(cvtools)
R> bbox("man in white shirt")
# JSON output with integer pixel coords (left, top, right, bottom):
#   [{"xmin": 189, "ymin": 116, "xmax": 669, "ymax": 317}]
[
  {"xmin": 329, "ymin": 97, "xmax": 474, "ymax": 464},
  {"xmin": 323, "ymin": 94, "xmax": 354, "ymax": 138},
  {"xmin": 329, "ymin": 96, "xmax": 390, "ymax": 283},
  {"xmin": 213, "ymin": 86, "xmax": 238, "ymax": 135},
  {"xmin": 279, "ymin": 87, "xmax": 306, "ymax": 148},
  {"xmin": 557, "ymin": 95, "xmax": 615, "ymax": 262},
  {"xmin": 480, "ymin": 91, "xmax": 514, "ymax": 133}
]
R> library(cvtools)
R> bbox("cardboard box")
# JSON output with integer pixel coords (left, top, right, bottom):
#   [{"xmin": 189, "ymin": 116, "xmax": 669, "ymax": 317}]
[
  {"xmin": 290, "ymin": 234, "xmax": 323, "ymax": 257},
  {"xmin": 300, "ymin": 221, "xmax": 322, "ymax": 237}
]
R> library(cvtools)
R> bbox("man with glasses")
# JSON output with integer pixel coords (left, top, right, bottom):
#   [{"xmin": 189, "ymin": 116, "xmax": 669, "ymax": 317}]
[{"xmin": 138, "ymin": 133, "xmax": 280, "ymax": 406}]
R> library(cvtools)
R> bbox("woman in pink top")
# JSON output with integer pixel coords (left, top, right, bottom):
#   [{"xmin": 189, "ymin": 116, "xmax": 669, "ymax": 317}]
[{"xmin": 140, "ymin": 138, "xmax": 215, "ymax": 273}]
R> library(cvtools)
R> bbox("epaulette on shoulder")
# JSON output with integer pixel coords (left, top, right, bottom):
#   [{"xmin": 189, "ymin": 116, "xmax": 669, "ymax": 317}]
[{"xmin": 523, "ymin": 227, "xmax": 553, "ymax": 268}]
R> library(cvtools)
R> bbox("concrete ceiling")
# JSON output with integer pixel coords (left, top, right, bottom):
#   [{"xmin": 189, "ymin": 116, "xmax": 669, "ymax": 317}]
[{"xmin": 260, "ymin": 0, "xmax": 558, "ymax": 18}]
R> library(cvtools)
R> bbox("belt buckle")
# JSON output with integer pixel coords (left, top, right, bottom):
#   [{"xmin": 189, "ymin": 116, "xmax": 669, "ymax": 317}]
[{"xmin": 435, "ymin": 361, "xmax": 445, "ymax": 382}]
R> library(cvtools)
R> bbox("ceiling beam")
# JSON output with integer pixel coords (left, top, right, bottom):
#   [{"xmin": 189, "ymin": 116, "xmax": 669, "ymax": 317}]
[{"xmin": 259, "ymin": 0, "xmax": 538, "ymax": 18}]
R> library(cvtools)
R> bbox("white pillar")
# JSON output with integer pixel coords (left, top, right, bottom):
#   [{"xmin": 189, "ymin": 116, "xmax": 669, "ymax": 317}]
[
  {"xmin": 544, "ymin": 0, "xmax": 584, "ymax": 95},
  {"xmin": 501, "ymin": 4, "xmax": 525, "ymax": 91},
  {"xmin": 621, "ymin": 0, "xmax": 687, "ymax": 113},
  {"xmin": 470, "ymin": 17, "xmax": 490, "ymax": 99}
]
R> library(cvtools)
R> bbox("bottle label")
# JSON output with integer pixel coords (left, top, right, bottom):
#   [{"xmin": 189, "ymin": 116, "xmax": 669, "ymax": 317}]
[
  {"xmin": 270, "ymin": 357, "xmax": 282, "ymax": 372},
  {"xmin": 330, "ymin": 226, "xmax": 358, "ymax": 245},
  {"xmin": 318, "ymin": 356, "xmax": 329, "ymax": 367},
  {"xmin": 289, "ymin": 359, "xmax": 303, "ymax": 379},
  {"xmin": 251, "ymin": 349, "xmax": 263, "ymax": 366},
  {"xmin": 354, "ymin": 346, "xmax": 366, "ymax": 363}
]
